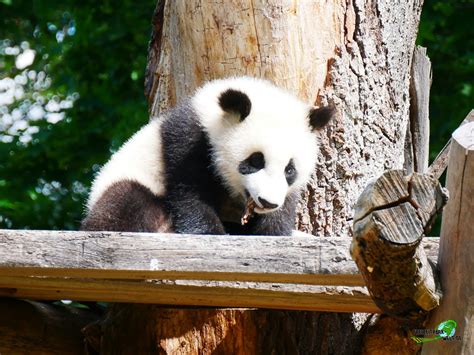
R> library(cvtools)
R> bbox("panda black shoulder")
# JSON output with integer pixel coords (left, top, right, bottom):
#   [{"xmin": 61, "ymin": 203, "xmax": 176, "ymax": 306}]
[{"xmin": 160, "ymin": 98, "xmax": 216, "ymax": 184}]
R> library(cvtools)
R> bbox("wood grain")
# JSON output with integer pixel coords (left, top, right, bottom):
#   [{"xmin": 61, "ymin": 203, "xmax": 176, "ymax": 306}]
[
  {"xmin": 351, "ymin": 170, "xmax": 447, "ymax": 322},
  {"xmin": 422, "ymin": 121, "xmax": 474, "ymax": 354},
  {"xmin": 0, "ymin": 276, "xmax": 378, "ymax": 314},
  {"xmin": 405, "ymin": 45, "xmax": 431, "ymax": 174},
  {"xmin": 0, "ymin": 230, "xmax": 439, "ymax": 286},
  {"xmin": 0, "ymin": 229, "xmax": 440, "ymax": 313},
  {"xmin": 428, "ymin": 109, "xmax": 474, "ymax": 179}
]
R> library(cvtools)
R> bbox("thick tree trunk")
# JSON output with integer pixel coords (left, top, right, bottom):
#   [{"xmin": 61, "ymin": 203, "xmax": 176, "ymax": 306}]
[
  {"xmin": 146, "ymin": 0, "xmax": 423, "ymax": 238},
  {"xmin": 0, "ymin": 299, "xmax": 98, "ymax": 354},
  {"xmin": 100, "ymin": 0, "xmax": 424, "ymax": 353},
  {"xmin": 101, "ymin": 305, "xmax": 365, "ymax": 354}
]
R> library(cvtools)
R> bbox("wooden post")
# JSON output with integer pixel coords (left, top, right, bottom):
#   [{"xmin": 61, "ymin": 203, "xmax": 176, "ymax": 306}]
[
  {"xmin": 351, "ymin": 170, "xmax": 446, "ymax": 322},
  {"xmin": 422, "ymin": 120, "xmax": 474, "ymax": 354}
]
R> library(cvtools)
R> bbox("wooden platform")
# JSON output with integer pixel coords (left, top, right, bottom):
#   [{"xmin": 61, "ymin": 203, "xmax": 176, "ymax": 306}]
[{"xmin": 0, "ymin": 230, "xmax": 440, "ymax": 313}]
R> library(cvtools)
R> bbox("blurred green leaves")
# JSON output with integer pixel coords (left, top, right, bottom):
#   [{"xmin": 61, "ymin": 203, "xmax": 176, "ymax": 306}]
[
  {"xmin": 0, "ymin": 0, "xmax": 155, "ymax": 229},
  {"xmin": 417, "ymin": 0, "xmax": 474, "ymax": 161}
]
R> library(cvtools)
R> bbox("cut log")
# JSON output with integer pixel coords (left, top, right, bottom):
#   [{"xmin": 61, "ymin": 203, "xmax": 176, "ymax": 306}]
[
  {"xmin": 0, "ymin": 298, "xmax": 98, "ymax": 355},
  {"xmin": 422, "ymin": 121, "xmax": 474, "ymax": 354},
  {"xmin": 351, "ymin": 170, "xmax": 447, "ymax": 322}
]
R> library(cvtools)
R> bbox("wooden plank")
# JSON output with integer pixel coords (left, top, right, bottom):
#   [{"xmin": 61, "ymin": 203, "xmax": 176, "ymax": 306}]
[
  {"xmin": 405, "ymin": 45, "xmax": 431, "ymax": 174},
  {"xmin": 422, "ymin": 120, "xmax": 474, "ymax": 354},
  {"xmin": 0, "ymin": 230, "xmax": 439, "ymax": 286},
  {"xmin": 0, "ymin": 276, "xmax": 380, "ymax": 314}
]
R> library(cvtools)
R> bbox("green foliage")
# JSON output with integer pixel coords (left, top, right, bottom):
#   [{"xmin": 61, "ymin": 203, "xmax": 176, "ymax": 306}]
[
  {"xmin": 0, "ymin": 0, "xmax": 156, "ymax": 229},
  {"xmin": 417, "ymin": 0, "xmax": 474, "ymax": 160}
]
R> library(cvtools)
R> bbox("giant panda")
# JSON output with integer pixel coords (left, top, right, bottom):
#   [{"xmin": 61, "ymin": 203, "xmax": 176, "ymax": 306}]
[{"xmin": 81, "ymin": 77, "xmax": 334, "ymax": 235}]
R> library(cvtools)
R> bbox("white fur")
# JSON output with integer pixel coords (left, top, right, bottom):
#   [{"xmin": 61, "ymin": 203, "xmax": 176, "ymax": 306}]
[
  {"xmin": 87, "ymin": 119, "xmax": 165, "ymax": 210},
  {"xmin": 192, "ymin": 76, "xmax": 319, "ymax": 211}
]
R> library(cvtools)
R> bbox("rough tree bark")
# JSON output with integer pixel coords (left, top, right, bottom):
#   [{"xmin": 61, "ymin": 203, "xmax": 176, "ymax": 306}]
[
  {"xmin": 100, "ymin": 0, "xmax": 425, "ymax": 353},
  {"xmin": 0, "ymin": 299, "xmax": 98, "ymax": 354}
]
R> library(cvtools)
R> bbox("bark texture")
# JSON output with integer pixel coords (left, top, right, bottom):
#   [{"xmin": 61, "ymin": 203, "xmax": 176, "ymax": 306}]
[
  {"xmin": 351, "ymin": 170, "xmax": 446, "ymax": 321},
  {"xmin": 0, "ymin": 298, "xmax": 98, "ymax": 355},
  {"xmin": 145, "ymin": 0, "xmax": 423, "ymax": 238},
  {"xmin": 101, "ymin": 305, "xmax": 365, "ymax": 355}
]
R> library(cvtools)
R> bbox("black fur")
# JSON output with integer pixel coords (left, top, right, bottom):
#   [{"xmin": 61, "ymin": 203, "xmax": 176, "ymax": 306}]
[
  {"xmin": 284, "ymin": 159, "xmax": 297, "ymax": 186},
  {"xmin": 159, "ymin": 99, "xmax": 227, "ymax": 235},
  {"xmin": 308, "ymin": 105, "xmax": 335, "ymax": 131},
  {"xmin": 218, "ymin": 89, "xmax": 252, "ymax": 121},
  {"xmin": 244, "ymin": 193, "xmax": 298, "ymax": 236},
  {"xmin": 81, "ymin": 180, "xmax": 171, "ymax": 233},
  {"xmin": 238, "ymin": 152, "xmax": 264, "ymax": 175}
]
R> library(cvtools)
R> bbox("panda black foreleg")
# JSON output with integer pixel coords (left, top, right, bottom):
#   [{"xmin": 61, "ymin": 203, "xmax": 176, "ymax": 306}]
[
  {"xmin": 245, "ymin": 194, "xmax": 298, "ymax": 236},
  {"xmin": 166, "ymin": 184, "xmax": 226, "ymax": 235}
]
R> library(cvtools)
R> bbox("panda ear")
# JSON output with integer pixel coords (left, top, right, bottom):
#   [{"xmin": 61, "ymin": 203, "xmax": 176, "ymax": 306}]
[
  {"xmin": 218, "ymin": 89, "xmax": 252, "ymax": 121},
  {"xmin": 308, "ymin": 105, "xmax": 335, "ymax": 131}
]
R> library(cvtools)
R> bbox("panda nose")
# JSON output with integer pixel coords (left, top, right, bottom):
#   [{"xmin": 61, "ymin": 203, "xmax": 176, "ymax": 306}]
[{"xmin": 258, "ymin": 197, "xmax": 278, "ymax": 209}]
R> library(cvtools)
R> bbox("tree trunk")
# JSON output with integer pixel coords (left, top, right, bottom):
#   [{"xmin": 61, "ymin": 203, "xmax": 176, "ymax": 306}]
[
  {"xmin": 0, "ymin": 299, "xmax": 99, "ymax": 355},
  {"xmin": 101, "ymin": 0, "xmax": 425, "ymax": 353}
]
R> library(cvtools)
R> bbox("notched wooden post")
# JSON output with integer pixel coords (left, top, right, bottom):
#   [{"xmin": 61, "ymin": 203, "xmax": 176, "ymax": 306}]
[
  {"xmin": 422, "ymin": 120, "xmax": 474, "ymax": 354},
  {"xmin": 351, "ymin": 170, "xmax": 447, "ymax": 323}
]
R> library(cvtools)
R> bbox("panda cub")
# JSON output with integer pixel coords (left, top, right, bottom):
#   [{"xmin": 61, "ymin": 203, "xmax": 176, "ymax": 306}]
[{"xmin": 82, "ymin": 77, "xmax": 333, "ymax": 235}]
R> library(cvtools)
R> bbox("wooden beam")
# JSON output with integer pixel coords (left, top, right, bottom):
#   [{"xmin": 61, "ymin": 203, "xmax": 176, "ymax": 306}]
[
  {"xmin": 0, "ymin": 276, "xmax": 379, "ymax": 313},
  {"xmin": 422, "ymin": 120, "xmax": 474, "ymax": 354},
  {"xmin": 0, "ymin": 229, "xmax": 439, "ymax": 313},
  {"xmin": 0, "ymin": 230, "xmax": 439, "ymax": 286}
]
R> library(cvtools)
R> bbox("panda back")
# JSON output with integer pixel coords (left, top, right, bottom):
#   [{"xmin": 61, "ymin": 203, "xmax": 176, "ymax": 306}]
[{"xmin": 86, "ymin": 119, "xmax": 166, "ymax": 211}]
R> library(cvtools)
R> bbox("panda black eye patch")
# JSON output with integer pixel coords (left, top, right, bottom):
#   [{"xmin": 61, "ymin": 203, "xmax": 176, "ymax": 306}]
[
  {"xmin": 285, "ymin": 159, "xmax": 297, "ymax": 185},
  {"xmin": 238, "ymin": 152, "xmax": 265, "ymax": 175}
]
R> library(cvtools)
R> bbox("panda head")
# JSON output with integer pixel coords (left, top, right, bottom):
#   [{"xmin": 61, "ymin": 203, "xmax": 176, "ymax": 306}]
[{"xmin": 193, "ymin": 77, "xmax": 334, "ymax": 214}]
